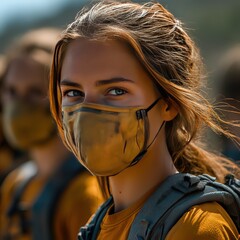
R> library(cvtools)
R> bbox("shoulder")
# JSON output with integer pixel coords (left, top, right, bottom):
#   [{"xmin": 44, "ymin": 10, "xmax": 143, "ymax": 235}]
[
  {"xmin": 53, "ymin": 172, "xmax": 104, "ymax": 239},
  {"xmin": 59, "ymin": 171, "xmax": 102, "ymax": 200},
  {"xmin": 166, "ymin": 202, "xmax": 239, "ymax": 240},
  {"xmin": 55, "ymin": 171, "xmax": 103, "ymax": 214},
  {"xmin": 1, "ymin": 161, "xmax": 36, "ymax": 195}
]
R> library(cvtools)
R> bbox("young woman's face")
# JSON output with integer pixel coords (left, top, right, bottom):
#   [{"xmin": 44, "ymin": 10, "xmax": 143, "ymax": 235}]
[
  {"xmin": 59, "ymin": 38, "xmax": 178, "ymax": 176},
  {"xmin": 60, "ymin": 39, "xmax": 160, "ymax": 110}
]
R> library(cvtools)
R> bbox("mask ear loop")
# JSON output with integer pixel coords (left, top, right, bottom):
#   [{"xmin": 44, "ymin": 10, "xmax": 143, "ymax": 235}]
[
  {"xmin": 130, "ymin": 97, "xmax": 164, "ymax": 166},
  {"xmin": 145, "ymin": 97, "xmax": 162, "ymax": 112},
  {"xmin": 136, "ymin": 98, "xmax": 161, "ymax": 120},
  {"xmin": 145, "ymin": 120, "xmax": 165, "ymax": 151},
  {"xmin": 130, "ymin": 120, "xmax": 165, "ymax": 166}
]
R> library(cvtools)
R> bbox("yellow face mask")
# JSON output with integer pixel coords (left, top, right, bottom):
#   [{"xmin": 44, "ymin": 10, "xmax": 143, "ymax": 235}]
[
  {"xmin": 62, "ymin": 99, "xmax": 161, "ymax": 176},
  {"xmin": 3, "ymin": 100, "xmax": 56, "ymax": 150}
]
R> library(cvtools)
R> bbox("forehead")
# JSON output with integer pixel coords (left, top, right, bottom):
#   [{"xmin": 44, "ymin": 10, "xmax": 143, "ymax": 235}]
[
  {"xmin": 63, "ymin": 38, "xmax": 134, "ymax": 62},
  {"xmin": 4, "ymin": 57, "xmax": 46, "ymax": 88},
  {"xmin": 61, "ymin": 38, "xmax": 148, "ymax": 81}
]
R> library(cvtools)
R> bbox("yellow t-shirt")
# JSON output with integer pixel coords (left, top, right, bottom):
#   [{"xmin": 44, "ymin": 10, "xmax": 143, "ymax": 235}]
[
  {"xmin": 0, "ymin": 161, "xmax": 103, "ymax": 240},
  {"xmin": 97, "ymin": 196, "xmax": 239, "ymax": 240}
]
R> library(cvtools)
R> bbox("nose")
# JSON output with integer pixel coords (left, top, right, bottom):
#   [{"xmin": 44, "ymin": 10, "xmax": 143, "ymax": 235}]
[{"xmin": 83, "ymin": 92, "xmax": 102, "ymax": 105}]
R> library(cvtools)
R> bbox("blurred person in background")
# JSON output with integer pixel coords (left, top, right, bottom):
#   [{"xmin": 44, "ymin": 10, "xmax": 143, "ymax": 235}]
[
  {"xmin": 215, "ymin": 45, "xmax": 240, "ymax": 162},
  {"xmin": 0, "ymin": 55, "xmax": 28, "ymax": 186},
  {"xmin": 0, "ymin": 28, "xmax": 103, "ymax": 240}
]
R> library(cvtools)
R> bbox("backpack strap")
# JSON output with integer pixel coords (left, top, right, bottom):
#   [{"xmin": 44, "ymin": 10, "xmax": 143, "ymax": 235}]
[
  {"xmin": 128, "ymin": 173, "xmax": 205, "ymax": 239},
  {"xmin": 7, "ymin": 162, "xmax": 38, "ymax": 235},
  {"xmin": 0, "ymin": 150, "xmax": 28, "ymax": 187},
  {"xmin": 31, "ymin": 154, "xmax": 85, "ymax": 240},
  {"xmin": 210, "ymin": 174, "xmax": 240, "ymax": 229},
  {"xmin": 78, "ymin": 196, "xmax": 113, "ymax": 240},
  {"xmin": 129, "ymin": 173, "xmax": 240, "ymax": 240}
]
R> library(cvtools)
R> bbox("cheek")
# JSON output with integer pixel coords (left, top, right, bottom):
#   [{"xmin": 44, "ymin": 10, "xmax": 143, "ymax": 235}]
[
  {"xmin": 135, "ymin": 89, "xmax": 160, "ymax": 108},
  {"xmin": 136, "ymin": 78, "xmax": 160, "ymax": 106},
  {"xmin": 147, "ymin": 103, "xmax": 164, "ymax": 140},
  {"xmin": 61, "ymin": 97, "xmax": 69, "ymax": 106},
  {"xmin": 149, "ymin": 105, "xmax": 163, "ymax": 124}
]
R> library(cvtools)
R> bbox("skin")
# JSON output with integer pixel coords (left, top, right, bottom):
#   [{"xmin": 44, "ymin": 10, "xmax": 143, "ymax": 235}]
[
  {"xmin": 61, "ymin": 38, "xmax": 178, "ymax": 212},
  {"xmin": 2, "ymin": 56, "xmax": 69, "ymax": 178}
]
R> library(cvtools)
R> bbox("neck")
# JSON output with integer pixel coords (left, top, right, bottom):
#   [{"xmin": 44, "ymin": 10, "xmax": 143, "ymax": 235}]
[
  {"xmin": 109, "ymin": 139, "xmax": 178, "ymax": 213},
  {"xmin": 29, "ymin": 136, "xmax": 70, "ymax": 178}
]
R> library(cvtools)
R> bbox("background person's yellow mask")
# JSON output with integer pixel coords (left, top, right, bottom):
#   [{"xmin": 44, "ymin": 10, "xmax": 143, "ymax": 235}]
[{"xmin": 3, "ymin": 100, "xmax": 56, "ymax": 150}]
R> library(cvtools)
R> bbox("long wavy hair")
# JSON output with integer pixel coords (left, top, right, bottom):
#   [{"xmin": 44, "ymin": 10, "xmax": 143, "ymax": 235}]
[{"xmin": 49, "ymin": 1, "xmax": 240, "ymax": 199}]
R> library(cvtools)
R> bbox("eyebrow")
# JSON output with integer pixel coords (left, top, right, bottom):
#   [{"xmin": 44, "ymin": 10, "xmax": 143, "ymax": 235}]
[
  {"xmin": 60, "ymin": 77, "xmax": 135, "ymax": 87},
  {"xmin": 96, "ymin": 77, "xmax": 134, "ymax": 86},
  {"xmin": 60, "ymin": 79, "xmax": 81, "ymax": 87}
]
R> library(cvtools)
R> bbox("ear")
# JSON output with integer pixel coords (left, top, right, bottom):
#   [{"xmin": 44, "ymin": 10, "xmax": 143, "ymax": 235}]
[{"xmin": 161, "ymin": 99, "xmax": 178, "ymax": 121}]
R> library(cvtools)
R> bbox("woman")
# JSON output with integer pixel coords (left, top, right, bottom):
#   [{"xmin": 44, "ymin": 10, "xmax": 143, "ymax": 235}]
[
  {"xmin": 49, "ymin": 1, "xmax": 240, "ymax": 239},
  {"xmin": 0, "ymin": 28, "xmax": 103, "ymax": 240}
]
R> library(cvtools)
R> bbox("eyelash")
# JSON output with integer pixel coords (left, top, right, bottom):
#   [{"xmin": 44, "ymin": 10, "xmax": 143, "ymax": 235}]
[
  {"xmin": 106, "ymin": 87, "xmax": 127, "ymax": 96},
  {"xmin": 61, "ymin": 87, "xmax": 128, "ymax": 103},
  {"xmin": 62, "ymin": 89, "xmax": 84, "ymax": 98}
]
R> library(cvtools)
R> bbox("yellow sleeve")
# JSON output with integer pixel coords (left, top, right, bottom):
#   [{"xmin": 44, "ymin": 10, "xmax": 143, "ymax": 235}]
[
  {"xmin": 166, "ymin": 202, "xmax": 239, "ymax": 240},
  {"xmin": 0, "ymin": 168, "xmax": 21, "ymax": 237},
  {"xmin": 53, "ymin": 171, "xmax": 104, "ymax": 240}
]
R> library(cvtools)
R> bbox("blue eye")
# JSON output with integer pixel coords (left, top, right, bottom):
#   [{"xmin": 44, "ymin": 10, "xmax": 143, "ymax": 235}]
[
  {"xmin": 65, "ymin": 90, "xmax": 83, "ymax": 97},
  {"xmin": 108, "ymin": 88, "xmax": 126, "ymax": 96}
]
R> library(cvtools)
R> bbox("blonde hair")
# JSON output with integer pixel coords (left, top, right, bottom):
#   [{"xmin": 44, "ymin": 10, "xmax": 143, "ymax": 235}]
[{"xmin": 49, "ymin": 1, "xmax": 239, "ymax": 198}]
